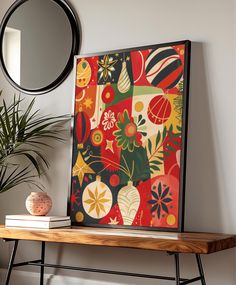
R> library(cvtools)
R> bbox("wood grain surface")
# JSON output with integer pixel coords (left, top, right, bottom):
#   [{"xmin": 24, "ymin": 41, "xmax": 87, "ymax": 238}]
[{"xmin": 0, "ymin": 225, "xmax": 236, "ymax": 254}]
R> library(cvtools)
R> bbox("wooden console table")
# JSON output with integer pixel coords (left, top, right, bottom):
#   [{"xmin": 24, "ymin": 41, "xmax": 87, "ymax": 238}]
[{"xmin": 0, "ymin": 226, "xmax": 236, "ymax": 285}]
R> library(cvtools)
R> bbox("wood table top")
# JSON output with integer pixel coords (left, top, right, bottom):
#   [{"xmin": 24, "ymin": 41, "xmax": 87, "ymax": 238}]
[{"xmin": 0, "ymin": 225, "xmax": 236, "ymax": 254}]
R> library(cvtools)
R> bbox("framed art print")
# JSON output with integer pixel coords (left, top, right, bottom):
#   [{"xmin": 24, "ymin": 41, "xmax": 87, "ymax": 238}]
[{"xmin": 69, "ymin": 40, "xmax": 191, "ymax": 232}]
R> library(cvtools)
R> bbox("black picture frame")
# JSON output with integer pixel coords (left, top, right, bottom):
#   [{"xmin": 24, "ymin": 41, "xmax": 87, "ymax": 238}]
[
  {"xmin": 0, "ymin": 0, "xmax": 81, "ymax": 95},
  {"xmin": 68, "ymin": 40, "xmax": 191, "ymax": 232}
]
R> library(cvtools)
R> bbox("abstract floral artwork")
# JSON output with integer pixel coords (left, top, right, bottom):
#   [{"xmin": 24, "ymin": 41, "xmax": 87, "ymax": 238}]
[{"xmin": 69, "ymin": 40, "xmax": 191, "ymax": 231}]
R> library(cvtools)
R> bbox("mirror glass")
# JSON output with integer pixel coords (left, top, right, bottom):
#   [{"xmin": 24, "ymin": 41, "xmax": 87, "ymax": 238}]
[{"xmin": 0, "ymin": 0, "xmax": 80, "ymax": 94}]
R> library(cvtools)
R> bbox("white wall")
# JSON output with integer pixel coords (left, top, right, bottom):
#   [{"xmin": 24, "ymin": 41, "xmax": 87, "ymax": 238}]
[{"xmin": 0, "ymin": 0, "xmax": 236, "ymax": 285}]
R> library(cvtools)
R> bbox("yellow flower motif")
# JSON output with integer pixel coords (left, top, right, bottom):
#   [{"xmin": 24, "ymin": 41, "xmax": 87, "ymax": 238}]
[{"xmin": 84, "ymin": 187, "xmax": 110, "ymax": 218}]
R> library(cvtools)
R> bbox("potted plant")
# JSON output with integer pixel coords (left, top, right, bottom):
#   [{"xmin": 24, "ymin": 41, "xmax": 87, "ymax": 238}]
[{"xmin": 0, "ymin": 92, "xmax": 68, "ymax": 213}]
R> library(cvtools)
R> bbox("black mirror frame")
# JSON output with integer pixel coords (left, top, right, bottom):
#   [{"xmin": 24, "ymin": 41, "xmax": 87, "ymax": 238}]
[{"xmin": 0, "ymin": 0, "xmax": 81, "ymax": 95}]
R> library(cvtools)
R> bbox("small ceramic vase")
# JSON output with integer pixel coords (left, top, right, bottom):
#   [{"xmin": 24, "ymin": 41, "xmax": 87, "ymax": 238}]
[{"xmin": 25, "ymin": 192, "xmax": 52, "ymax": 216}]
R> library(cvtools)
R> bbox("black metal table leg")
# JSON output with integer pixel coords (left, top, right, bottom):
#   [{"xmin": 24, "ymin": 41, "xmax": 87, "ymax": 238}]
[
  {"xmin": 4, "ymin": 240, "xmax": 19, "ymax": 285},
  {"xmin": 40, "ymin": 242, "xmax": 45, "ymax": 285},
  {"xmin": 1, "ymin": 238, "xmax": 208, "ymax": 285},
  {"xmin": 196, "ymin": 254, "xmax": 206, "ymax": 285},
  {"xmin": 174, "ymin": 253, "xmax": 180, "ymax": 285}
]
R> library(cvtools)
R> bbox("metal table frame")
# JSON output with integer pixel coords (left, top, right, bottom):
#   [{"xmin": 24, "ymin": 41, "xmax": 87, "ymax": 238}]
[{"xmin": 3, "ymin": 239, "xmax": 206, "ymax": 285}]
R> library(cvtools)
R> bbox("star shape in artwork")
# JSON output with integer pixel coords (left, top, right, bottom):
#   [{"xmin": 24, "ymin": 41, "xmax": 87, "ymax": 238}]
[
  {"xmin": 105, "ymin": 140, "xmax": 114, "ymax": 153},
  {"xmin": 84, "ymin": 187, "xmax": 110, "ymax": 218},
  {"xmin": 72, "ymin": 151, "xmax": 95, "ymax": 186},
  {"xmin": 109, "ymin": 217, "xmax": 119, "ymax": 225},
  {"xmin": 83, "ymin": 97, "xmax": 93, "ymax": 109},
  {"xmin": 98, "ymin": 55, "xmax": 118, "ymax": 81}
]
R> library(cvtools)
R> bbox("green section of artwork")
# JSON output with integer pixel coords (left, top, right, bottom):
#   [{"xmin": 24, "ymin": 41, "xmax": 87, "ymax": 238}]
[
  {"xmin": 133, "ymin": 86, "xmax": 163, "ymax": 96},
  {"xmin": 106, "ymin": 84, "xmax": 133, "ymax": 107},
  {"xmin": 146, "ymin": 125, "xmax": 182, "ymax": 174},
  {"xmin": 118, "ymin": 146, "xmax": 151, "ymax": 185}
]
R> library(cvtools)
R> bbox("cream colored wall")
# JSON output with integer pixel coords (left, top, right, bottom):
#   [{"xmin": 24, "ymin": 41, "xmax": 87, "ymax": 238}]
[{"xmin": 0, "ymin": 0, "xmax": 236, "ymax": 284}]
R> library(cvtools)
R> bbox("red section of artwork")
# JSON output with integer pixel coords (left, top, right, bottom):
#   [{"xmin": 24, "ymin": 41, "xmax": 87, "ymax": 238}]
[
  {"xmin": 167, "ymin": 87, "xmax": 179, "ymax": 95},
  {"xmin": 130, "ymin": 49, "xmax": 150, "ymax": 86},
  {"xmin": 110, "ymin": 174, "xmax": 120, "ymax": 187},
  {"xmin": 99, "ymin": 204, "xmax": 123, "ymax": 225},
  {"xmin": 75, "ymin": 57, "xmax": 98, "ymax": 94},
  {"xmin": 75, "ymin": 86, "xmax": 97, "ymax": 117},
  {"xmin": 76, "ymin": 110, "xmax": 91, "ymax": 145},
  {"xmin": 102, "ymin": 84, "xmax": 115, "ymax": 104},
  {"xmin": 163, "ymin": 134, "xmax": 181, "ymax": 179},
  {"xmin": 173, "ymin": 44, "xmax": 185, "ymax": 64},
  {"xmin": 150, "ymin": 175, "xmax": 179, "ymax": 228},
  {"xmin": 132, "ymin": 179, "xmax": 152, "ymax": 227},
  {"xmin": 147, "ymin": 95, "xmax": 172, "ymax": 125},
  {"xmin": 70, "ymin": 179, "xmax": 81, "ymax": 211},
  {"xmin": 98, "ymin": 98, "xmax": 132, "ymax": 172},
  {"xmin": 155, "ymin": 65, "xmax": 183, "ymax": 90}
]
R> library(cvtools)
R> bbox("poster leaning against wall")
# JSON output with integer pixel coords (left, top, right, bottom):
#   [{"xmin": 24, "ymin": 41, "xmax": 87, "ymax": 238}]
[{"xmin": 69, "ymin": 40, "xmax": 191, "ymax": 232}]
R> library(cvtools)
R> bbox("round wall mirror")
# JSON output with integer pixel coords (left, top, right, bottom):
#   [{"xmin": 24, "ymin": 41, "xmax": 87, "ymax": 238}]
[{"xmin": 0, "ymin": 0, "xmax": 80, "ymax": 95}]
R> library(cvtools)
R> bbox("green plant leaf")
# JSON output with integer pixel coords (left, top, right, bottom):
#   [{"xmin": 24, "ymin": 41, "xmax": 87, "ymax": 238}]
[
  {"xmin": 162, "ymin": 126, "xmax": 167, "ymax": 140},
  {"xmin": 156, "ymin": 156, "xmax": 165, "ymax": 161},
  {"xmin": 20, "ymin": 153, "xmax": 41, "ymax": 176},
  {"xmin": 150, "ymin": 165, "xmax": 160, "ymax": 171},
  {"xmin": 171, "ymin": 140, "xmax": 180, "ymax": 145},
  {"xmin": 155, "ymin": 131, "xmax": 161, "ymax": 148},
  {"xmin": 0, "ymin": 93, "xmax": 68, "ymax": 192},
  {"xmin": 166, "ymin": 145, "xmax": 176, "ymax": 151},
  {"xmin": 159, "ymin": 150, "xmax": 170, "ymax": 156},
  {"xmin": 150, "ymin": 160, "xmax": 162, "ymax": 166},
  {"xmin": 148, "ymin": 139, "xmax": 152, "ymax": 155},
  {"xmin": 177, "ymin": 125, "xmax": 182, "ymax": 132}
]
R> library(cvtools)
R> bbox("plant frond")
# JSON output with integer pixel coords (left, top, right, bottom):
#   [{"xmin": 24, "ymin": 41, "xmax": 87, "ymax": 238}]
[{"xmin": 0, "ymin": 92, "xmax": 68, "ymax": 192}]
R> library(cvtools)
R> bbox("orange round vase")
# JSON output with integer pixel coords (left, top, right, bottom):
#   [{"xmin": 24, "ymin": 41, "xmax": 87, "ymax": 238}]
[{"xmin": 25, "ymin": 192, "xmax": 52, "ymax": 216}]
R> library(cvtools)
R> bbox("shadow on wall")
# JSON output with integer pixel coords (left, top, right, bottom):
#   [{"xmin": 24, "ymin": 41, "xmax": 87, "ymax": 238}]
[{"xmin": 185, "ymin": 41, "xmax": 224, "ymax": 232}]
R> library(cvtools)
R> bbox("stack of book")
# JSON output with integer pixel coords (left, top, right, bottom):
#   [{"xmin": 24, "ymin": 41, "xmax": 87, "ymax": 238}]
[{"xmin": 5, "ymin": 215, "xmax": 71, "ymax": 229}]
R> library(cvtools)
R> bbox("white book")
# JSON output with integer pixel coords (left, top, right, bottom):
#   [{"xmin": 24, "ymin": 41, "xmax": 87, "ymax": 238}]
[
  {"xmin": 5, "ymin": 219, "xmax": 71, "ymax": 229},
  {"xmin": 6, "ymin": 215, "xmax": 70, "ymax": 222}
]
